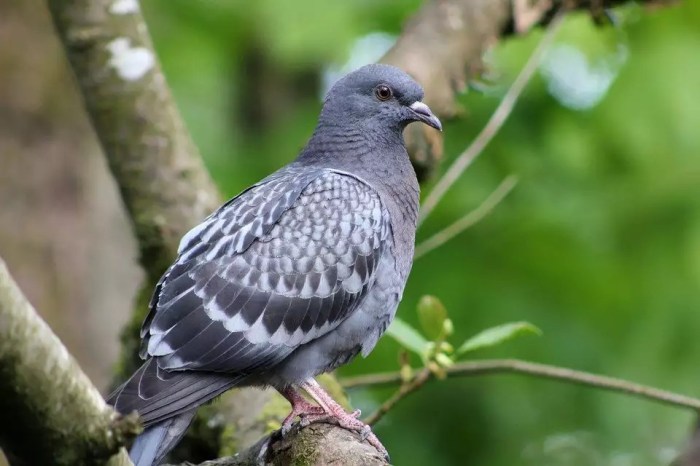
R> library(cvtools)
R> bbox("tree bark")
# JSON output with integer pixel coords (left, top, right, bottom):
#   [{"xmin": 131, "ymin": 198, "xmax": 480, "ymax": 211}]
[
  {"xmin": 382, "ymin": 0, "xmax": 510, "ymax": 180},
  {"xmin": 45, "ymin": 0, "xmax": 222, "ymax": 380},
  {"xmin": 45, "ymin": 0, "xmax": 220, "ymax": 286},
  {"xmin": 0, "ymin": 258, "xmax": 139, "ymax": 466},
  {"xmin": 382, "ymin": 0, "xmax": 675, "ymax": 180},
  {"xmin": 167, "ymin": 424, "xmax": 388, "ymax": 466}
]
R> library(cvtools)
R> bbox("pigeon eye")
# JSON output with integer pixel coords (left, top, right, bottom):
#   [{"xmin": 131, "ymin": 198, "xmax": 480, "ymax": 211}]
[{"xmin": 374, "ymin": 84, "xmax": 392, "ymax": 101}]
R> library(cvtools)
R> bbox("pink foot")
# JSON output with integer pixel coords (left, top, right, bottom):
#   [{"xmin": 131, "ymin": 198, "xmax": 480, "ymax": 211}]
[
  {"xmin": 298, "ymin": 407, "xmax": 387, "ymax": 458},
  {"xmin": 279, "ymin": 387, "xmax": 326, "ymax": 435},
  {"xmin": 300, "ymin": 379, "xmax": 389, "ymax": 460}
]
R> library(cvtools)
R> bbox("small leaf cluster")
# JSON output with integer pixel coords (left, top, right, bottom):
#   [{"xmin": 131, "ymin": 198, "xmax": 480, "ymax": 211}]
[{"xmin": 386, "ymin": 295, "xmax": 540, "ymax": 378}]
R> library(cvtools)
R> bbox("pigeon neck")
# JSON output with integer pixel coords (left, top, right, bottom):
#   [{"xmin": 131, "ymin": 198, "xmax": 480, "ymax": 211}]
[
  {"xmin": 299, "ymin": 121, "xmax": 405, "ymax": 172},
  {"xmin": 296, "ymin": 120, "xmax": 420, "ymax": 243},
  {"xmin": 305, "ymin": 113, "xmax": 406, "ymax": 151}
]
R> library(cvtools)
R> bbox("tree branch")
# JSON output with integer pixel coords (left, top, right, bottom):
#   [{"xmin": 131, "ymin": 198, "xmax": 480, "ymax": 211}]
[
  {"xmin": 0, "ymin": 257, "xmax": 139, "ymax": 466},
  {"xmin": 414, "ymin": 175, "xmax": 518, "ymax": 259},
  {"xmin": 382, "ymin": 0, "xmax": 674, "ymax": 182},
  {"xmin": 418, "ymin": 8, "xmax": 565, "ymax": 224},
  {"xmin": 364, "ymin": 368, "xmax": 433, "ymax": 426},
  {"xmin": 381, "ymin": 0, "xmax": 512, "ymax": 180},
  {"xmin": 341, "ymin": 359, "xmax": 700, "ymax": 426},
  {"xmin": 45, "ymin": 0, "xmax": 220, "ymax": 287},
  {"xmin": 45, "ymin": 0, "xmax": 222, "ymax": 381},
  {"xmin": 166, "ymin": 423, "xmax": 388, "ymax": 466}
]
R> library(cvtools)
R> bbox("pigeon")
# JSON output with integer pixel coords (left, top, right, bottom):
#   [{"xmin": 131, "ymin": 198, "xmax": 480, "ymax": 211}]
[{"xmin": 108, "ymin": 63, "xmax": 442, "ymax": 466}]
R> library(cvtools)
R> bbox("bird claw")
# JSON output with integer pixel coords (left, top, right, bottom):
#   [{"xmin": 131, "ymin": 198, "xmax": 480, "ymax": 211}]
[
  {"xmin": 281, "ymin": 406, "xmax": 326, "ymax": 436},
  {"xmin": 284, "ymin": 381, "xmax": 389, "ymax": 459},
  {"xmin": 357, "ymin": 427, "xmax": 389, "ymax": 461},
  {"xmin": 307, "ymin": 411, "xmax": 388, "ymax": 460},
  {"xmin": 285, "ymin": 409, "xmax": 387, "ymax": 457},
  {"xmin": 297, "ymin": 412, "xmax": 333, "ymax": 428},
  {"xmin": 358, "ymin": 424, "xmax": 371, "ymax": 441},
  {"xmin": 280, "ymin": 422, "xmax": 292, "ymax": 437},
  {"xmin": 298, "ymin": 414, "xmax": 318, "ymax": 428}
]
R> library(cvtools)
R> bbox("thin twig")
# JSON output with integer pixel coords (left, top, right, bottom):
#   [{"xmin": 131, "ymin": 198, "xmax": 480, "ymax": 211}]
[
  {"xmin": 347, "ymin": 359, "xmax": 700, "ymax": 426},
  {"xmin": 363, "ymin": 368, "xmax": 432, "ymax": 426},
  {"xmin": 418, "ymin": 10, "xmax": 567, "ymax": 226},
  {"xmin": 414, "ymin": 176, "xmax": 518, "ymax": 259}
]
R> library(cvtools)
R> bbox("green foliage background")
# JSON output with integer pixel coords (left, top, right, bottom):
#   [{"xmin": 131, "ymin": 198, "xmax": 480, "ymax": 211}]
[{"xmin": 143, "ymin": 2, "xmax": 700, "ymax": 464}]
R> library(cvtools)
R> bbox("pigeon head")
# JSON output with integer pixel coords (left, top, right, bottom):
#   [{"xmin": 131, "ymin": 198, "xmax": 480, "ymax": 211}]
[{"xmin": 320, "ymin": 64, "xmax": 442, "ymax": 133}]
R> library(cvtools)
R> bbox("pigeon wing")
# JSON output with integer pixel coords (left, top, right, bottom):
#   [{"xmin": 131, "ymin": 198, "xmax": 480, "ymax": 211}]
[{"xmin": 142, "ymin": 168, "xmax": 389, "ymax": 375}]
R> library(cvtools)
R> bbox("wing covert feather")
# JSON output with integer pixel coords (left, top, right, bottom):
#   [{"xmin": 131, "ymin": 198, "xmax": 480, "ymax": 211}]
[{"xmin": 141, "ymin": 169, "xmax": 389, "ymax": 375}]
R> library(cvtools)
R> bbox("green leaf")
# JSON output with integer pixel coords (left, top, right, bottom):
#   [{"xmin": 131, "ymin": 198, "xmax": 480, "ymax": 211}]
[
  {"xmin": 386, "ymin": 317, "xmax": 430, "ymax": 357},
  {"xmin": 457, "ymin": 321, "xmax": 541, "ymax": 355},
  {"xmin": 417, "ymin": 295, "xmax": 449, "ymax": 340}
]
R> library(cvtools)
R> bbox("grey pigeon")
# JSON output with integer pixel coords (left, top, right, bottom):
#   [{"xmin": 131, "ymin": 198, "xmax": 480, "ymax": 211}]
[{"xmin": 108, "ymin": 63, "xmax": 442, "ymax": 466}]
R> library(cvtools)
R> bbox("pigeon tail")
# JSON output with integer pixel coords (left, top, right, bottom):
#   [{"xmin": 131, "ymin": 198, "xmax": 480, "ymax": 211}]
[
  {"xmin": 110, "ymin": 365, "xmax": 247, "ymax": 466},
  {"xmin": 130, "ymin": 411, "xmax": 195, "ymax": 466}
]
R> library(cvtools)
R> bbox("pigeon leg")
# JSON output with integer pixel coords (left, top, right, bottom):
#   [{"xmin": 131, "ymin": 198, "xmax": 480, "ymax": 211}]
[
  {"xmin": 279, "ymin": 386, "xmax": 325, "ymax": 435},
  {"xmin": 300, "ymin": 378, "xmax": 388, "ymax": 459}
]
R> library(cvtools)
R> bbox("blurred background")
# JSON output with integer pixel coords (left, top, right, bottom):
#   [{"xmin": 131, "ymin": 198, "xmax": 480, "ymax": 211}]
[{"xmin": 2, "ymin": 0, "xmax": 700, "ymax": 465}]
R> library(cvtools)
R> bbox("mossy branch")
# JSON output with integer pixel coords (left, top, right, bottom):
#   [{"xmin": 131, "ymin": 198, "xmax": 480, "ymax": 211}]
[
  {"xmin": 166, "ymin": 423, "xmax": 388, "ymax": 466},
  {"xmin": 45, "ymin": 0, "xmax": 221, "ymax": 381},
  {"xmin": 0, "ymin": 258, "xmax": 139, "ymax": 466},
  {"xmin": 46, "ymin": 0, "xmax": 220, "ymax": 286}
]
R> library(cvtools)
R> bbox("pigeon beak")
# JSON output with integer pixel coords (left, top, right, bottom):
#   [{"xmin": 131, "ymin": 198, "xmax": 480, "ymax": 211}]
[{"xmin": 409, "ymin": 101, "xmax": 442, "ymax": 131}]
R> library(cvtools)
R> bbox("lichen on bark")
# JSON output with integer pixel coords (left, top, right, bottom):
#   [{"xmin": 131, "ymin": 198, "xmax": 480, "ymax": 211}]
[
  {"xmin": 166, "ymin": 423, "xmax": 389, "ymax": 466},
  {"xmin": 0, "ymin": 258, "xmax": 138, "ymax": 465}
]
